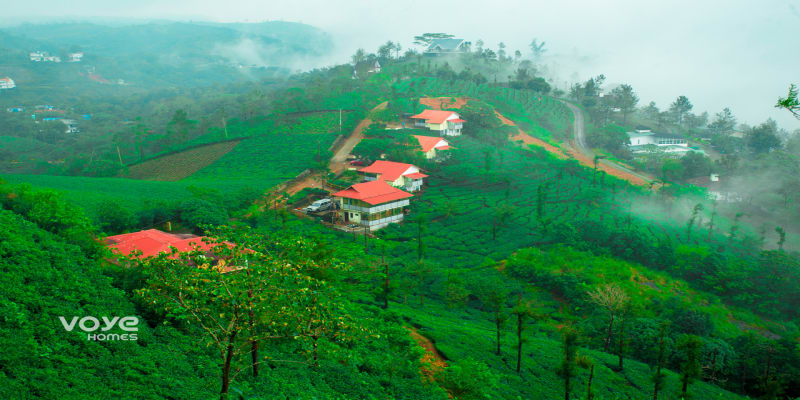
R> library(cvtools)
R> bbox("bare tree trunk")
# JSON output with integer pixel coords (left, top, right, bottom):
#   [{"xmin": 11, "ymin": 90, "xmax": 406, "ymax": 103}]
[
  {"xmin": 496, "ymin": 317, "xmax": 501, "ymax": 355},
  {"xmin": 586, "ymin": 365, "xmax": 594, "ymax": 400},
  {"xmin": 516, "ymin": 313, "xmax": 523, "ymax": 373},
  {"xmin": 604, "ymin": 315, "xmax": 614, "ymax": 352},
  {"xmin": 220, "ymin": 330, "xmax": 238, "ymax": 400}
]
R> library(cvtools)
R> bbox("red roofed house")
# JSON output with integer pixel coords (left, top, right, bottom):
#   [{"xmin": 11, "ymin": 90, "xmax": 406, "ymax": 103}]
[
  {"xmin": 413, "ymin": 135, "xmax": 451, "ymax": 159},
  {"xmin": 358, "ymin": 160, "xmax": 428, "ymax": 192},
  {"xmin": 105, "ymin": 229, "xmax": 241, "ymax": 271},
  {"xmin": 332, "ymin": 180, "xmax": 413, "ymax": 230},
  {"xmin": 410, "ymin": 109, "xmax": 464, "ymax": 136},
  {"xmin": 0, "ymin": 77, "xmax": 16, "ymax": 90}
]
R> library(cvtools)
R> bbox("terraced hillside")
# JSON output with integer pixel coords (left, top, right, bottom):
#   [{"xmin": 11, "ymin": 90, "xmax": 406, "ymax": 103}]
[{"xmin": 124, "ymin": 140, "xmax": 241, "ymax": 181}]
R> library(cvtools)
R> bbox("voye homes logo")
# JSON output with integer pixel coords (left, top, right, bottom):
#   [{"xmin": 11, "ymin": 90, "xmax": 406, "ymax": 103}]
[{"xmin": 59, "ymin": 316, "xmax": 139, "ymax": 341}]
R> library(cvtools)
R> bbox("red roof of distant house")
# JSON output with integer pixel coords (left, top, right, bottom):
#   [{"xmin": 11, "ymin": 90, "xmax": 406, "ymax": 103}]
[
  {"xmin": 332, "ymin": 180, "xmax": 413, "ymax": 205},
  {"xmin": 413, "ymin": 135, "xmax": 450, "ymax": 152},
  {"xmin": 450, "ymin": 119, "xmax": 465, "ymax": 123},
  {"xmin": 105, "ymin": 229, "xmax": 231, "ymax": 259},
  {"xmin": 358, "ymin": 160, "xmax": 424, "ymax": 182},
  {"xmin": 405, "ymin": 172, "xmax": 428, "ymax": 179},
  {"xmin": 0, "ymin": 78, "xmax": 12, "ymax": 82},
  {"xmin": 410, "ymin": 109, "xmax": 460, "ymax": 124}
]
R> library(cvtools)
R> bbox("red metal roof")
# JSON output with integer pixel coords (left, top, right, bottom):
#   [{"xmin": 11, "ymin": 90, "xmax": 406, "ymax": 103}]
[
  {"xmin": 105, "ymin": 229, "xmax": 229, "ymax": 259},
  {"xmin": 332, "ymin": 180, "xmax": 413, "ymax": 205},
  {"xmin": 413, "ymin": 135, "xmax": 450, "ymax": 152},
  {"xmin": 358, "ymin": 160, "xmax": 420, "ymax": 182},
  {"xmin": 405, "ymin": 172, "xmax": 428, "ymax": 179},
  {"xmin": 449, "ymin": 119, "xmax": 466, "ymax": 123},
  {"xmin": 410, "ymin": 109, "xmax": 459, "ymax": 124}
]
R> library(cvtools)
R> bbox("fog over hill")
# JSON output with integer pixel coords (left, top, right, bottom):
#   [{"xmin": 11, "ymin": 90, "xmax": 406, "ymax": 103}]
[{"xmin": 4, "ymin": 0, "xmax": 797, "ymax": 129}]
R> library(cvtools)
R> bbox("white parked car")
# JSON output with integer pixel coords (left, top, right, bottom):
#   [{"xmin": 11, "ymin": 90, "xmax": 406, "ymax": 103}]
[{"xmin": 304, "ymin": 198, "xmax": 332, "ymax": 213}]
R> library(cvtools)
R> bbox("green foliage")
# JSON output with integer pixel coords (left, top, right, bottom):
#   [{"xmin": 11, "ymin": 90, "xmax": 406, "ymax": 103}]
[
  {"xmin": 436, "ymin": 358, "xmax": 498, "ymax": 400},
  {"xmin": 177, "ymin": 198, "xmax": 228, "ymax": 232}
]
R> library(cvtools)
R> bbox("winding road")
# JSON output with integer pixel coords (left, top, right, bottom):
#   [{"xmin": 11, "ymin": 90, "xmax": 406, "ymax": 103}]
[{"xmin": 560, "ymin": 101, "xmax": 656, "ymax": 186}]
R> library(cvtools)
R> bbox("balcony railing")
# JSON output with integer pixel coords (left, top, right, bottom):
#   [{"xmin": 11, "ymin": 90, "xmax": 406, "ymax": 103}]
[{"xmin": 340, "ymin": 199, "xmax": 409, "ymax": 214}]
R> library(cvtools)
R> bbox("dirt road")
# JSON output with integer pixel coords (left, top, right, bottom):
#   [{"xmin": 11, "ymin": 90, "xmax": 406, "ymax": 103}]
[
  {"xmin": 560, "ymin": 101, "xmax": 656, "ymax": 187},
  {"xmin": 281, "ymin": 101, "xmax": 388, "ymax": 197}
]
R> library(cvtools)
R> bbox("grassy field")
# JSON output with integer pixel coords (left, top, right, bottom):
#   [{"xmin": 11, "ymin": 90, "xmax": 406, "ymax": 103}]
[
  {"xmin": 186, "ymin": 132, "xmax": 338, "ymax": 191},
  {"xmin": 4, "ymin": 132, "xmax": 340, "ymax": 220},
  {"xmin": 124, "ymin": 140, "xmax": 241, "ymax": 181}
]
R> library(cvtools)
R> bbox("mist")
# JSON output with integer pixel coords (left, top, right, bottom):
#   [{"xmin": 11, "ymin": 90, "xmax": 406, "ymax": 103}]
[{"xmin": 2, "ymin": 0, "xmax": 798, "ymax": 130}]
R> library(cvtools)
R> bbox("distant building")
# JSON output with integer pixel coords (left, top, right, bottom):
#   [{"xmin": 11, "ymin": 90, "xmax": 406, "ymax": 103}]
[
  {"xmin": 61, "ymin": 119, "xmax": 79, "ymax": 134},
  {"xmin": 410, "ymin": 109, "xmax": 464, "ymax": 136},
  {"xmin": 413, "ymin": 135, "xmax": 452, "ymax": 159},
  {"xmin": 424, "ymin": 38, "xmax": 469, "ymax": 56},
  {"xmin": 0, "ymin": 77, "xmax": 16, "ymax": 89},
  {"xmin": 31, "ymin": 51, "xmax": 61, "ymax": 62},
  {"xmin": 332, "ymin": 180, "xmax": 413, "ymax": 230},
  {"xmin": 6, "ymin": 106, "xmax": 24, "ymax": 113},
  {"xmin": 688, "ymin": 174, "xmax": 743, "ymax": 203},
  {"xmin": 358, "ymin": 160, "xmax": 428, "ymax": 192},
  {"xmin": 68, "ymin": 52, "xmax": 84, "ymax": 62},
  {"xmin": 627, "ymin": 129, "xmax": 691, "ymax": 155},
  {"xmin": 368, "ymin": 60, "xmax": 381, "ymax": 73}
]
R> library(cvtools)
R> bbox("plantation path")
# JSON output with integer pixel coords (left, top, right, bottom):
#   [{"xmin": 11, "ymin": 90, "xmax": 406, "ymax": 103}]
[
  {"xmin": 279, "ymin": 101, "xmax": 388, "ymax": 197},
  {"xmin": 420, "ymin": 96, "xmax": 468, "ymax": 110},
  {"xmin": 329, "ymin": 101, "xmax": 388, "ymax": 174},
  {"xmin": 423, "ymin": 95, "xmax": 655, "ymax": 187},
  {"xmin": 406, "ymin": 327, "xmax": 448, "ymax": 383},
  {"xmin": 498, "ymin": 110, "xmax": 569, "ymax": 160},
  {"xmin": 560, "ymin": 101, "xmax": 655, "ymax": 187}
]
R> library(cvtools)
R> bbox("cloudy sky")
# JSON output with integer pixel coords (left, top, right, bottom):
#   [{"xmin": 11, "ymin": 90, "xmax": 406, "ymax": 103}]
[{"xmin": 3, "ymin": 0, "xmax": 799, "ymax": 129}]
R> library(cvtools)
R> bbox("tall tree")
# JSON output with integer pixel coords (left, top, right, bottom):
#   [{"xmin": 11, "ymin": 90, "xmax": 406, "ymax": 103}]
[
  {"xmin": 746, "ymin": 119, "xmax": 782, "ymax": 153},
  {"xmin": 529, "ymin": 38, "xmax": 547, "ymax": 60},
  {"xmin": 559, "ymin": 326, "xmax": 579, "ymax": 400},
  {"xmin": 678, "ymin": 335, "xmax": 703, "ymax": 399},
  {"xmin": 669, "ymin": 95, "xmax": 693, "ymax": 125},
  {"xmin": 708, "ymin": 107, "xmax": 737, "ymax": 134},
  {"xmin": 479, "ymin": 282, "xmax": 509, "ymax": 355},
  {"xmin": 776, "ymin": 83, "xmax": 800, "ymax": 119},
  {"xmin": 511, "ymin": 299, "xmax": 538, "ymax": 373},
  {"xmin": 377, "ymin": 41, "xmax": 395, "ymax": 60},
  {"xmin": 687, "ymin": 203, "xmax": 704, "ymax": 241},
  {"xmin": 588, "ymin": 283, "xmax": 630, "ymax": 352},
  {"xmin": 610, "ymin": 84, "xmax": 639, "ymax": 123},
  {"xmin": 651, "ymin": 323, "xmax": 669, "ymax": 400},
  {"xmin": 351, "ymin": 48, "xmax": 367, "ymax": 65},
  {"xmin": 413, "ymin": 33, "xmax": 454, "ymax": 47}
]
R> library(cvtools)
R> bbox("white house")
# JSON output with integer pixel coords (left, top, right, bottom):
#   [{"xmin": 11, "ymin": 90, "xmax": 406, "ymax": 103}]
[
  {"xmin": 332, "ymin": 180, "xmax": 413, "ymax": 230},
  {"xmin": 627, "ymin": 129, "xmax": 690, "ymax": 155},
  {"xmin": 358, "ymin": 160, "xmax": 428, "ymax": 192},
  {"xmin": 30, "ymin": 51, "xmax": 61, "ymax": 62},
  {"xmin": 413, "ymin": 135, "xmax": 452, "ymax": 159},
  {"xmin": 410, "ymin": 109, "xmax": 464, "ymax": 136},
  {"xmin": 0, "ymin": 77, "xmax": 16, "ymax": 89},
  {"xmin": 368, "ymin": 60, "xmax": 381, "ymax": 73},
  {"xmin": 61, "ymin": 119, "xmax": 79, "ymax": 134},
  {"xmin": 424, "ymin": 38, "xmax": 469, "ymax": 56},
  {"xmin": 68, "ymin": 52, "xmax": 84, "ymax": 62}
]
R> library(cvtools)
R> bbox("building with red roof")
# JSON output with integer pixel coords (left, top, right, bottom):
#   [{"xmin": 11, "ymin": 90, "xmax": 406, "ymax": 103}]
[
  {"xmin": 331, "ymin": 180, "xmax": 413, "ymax": 230},
  {"xmin": 410, "ymin": 109, "xmax": 464, "ymax": 136},
  {"xmin": 413, "ymin": 135, "xmax": 451, "ymax": 159},
  {"xmin": 105, "ymin": 229, "xmax": 229, "ymax": 258},
  {"xmin": 0, "ymin": 77, "xmax": 16, "ymax": 90},
  {"xmin": 358, "ymin": 160, "xmax": 428, "ymax": 192}
]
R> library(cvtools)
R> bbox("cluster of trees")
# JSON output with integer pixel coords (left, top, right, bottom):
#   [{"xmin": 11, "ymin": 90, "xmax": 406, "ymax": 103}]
[
  {"xmin": 0, "ymin": 181, "xmax": 450, "ymax": 399},
  {"xmin": 504, "ymin": 247, "xmax": 800, "ymax": 400}
]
